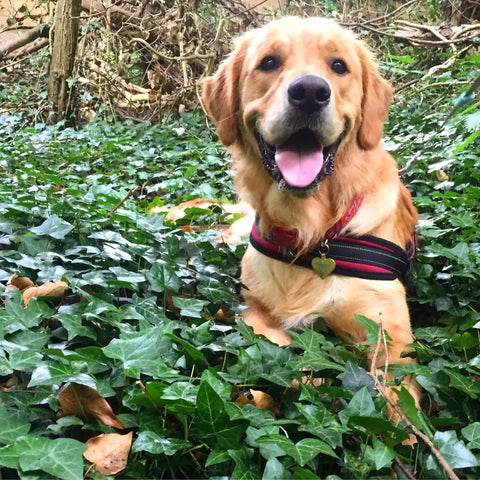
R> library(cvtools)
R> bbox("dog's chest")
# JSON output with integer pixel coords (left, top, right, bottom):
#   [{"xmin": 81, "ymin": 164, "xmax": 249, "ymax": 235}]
[{"xmin": 241, "ymin": 245, "xmax": 351, "ymax": 326}]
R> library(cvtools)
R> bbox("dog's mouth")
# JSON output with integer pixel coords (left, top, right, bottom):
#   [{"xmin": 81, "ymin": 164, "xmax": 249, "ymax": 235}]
[{"xmin": 255, "ymin": 129, "xmax": 340, "ymax": 196}]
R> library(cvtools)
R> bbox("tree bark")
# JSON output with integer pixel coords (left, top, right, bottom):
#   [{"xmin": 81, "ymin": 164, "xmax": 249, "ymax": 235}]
[{"xmin": 47, "ymin": 0, "xmax": 81, "ymax": 123}]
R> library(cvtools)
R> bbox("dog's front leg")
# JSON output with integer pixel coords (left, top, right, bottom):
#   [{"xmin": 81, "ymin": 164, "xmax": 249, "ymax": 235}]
[{"xmin": 243, "ymin": 304, "xmax": 292, "ymax": 347}]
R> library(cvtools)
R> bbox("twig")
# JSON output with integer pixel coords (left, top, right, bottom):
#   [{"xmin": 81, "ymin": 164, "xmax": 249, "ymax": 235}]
[
  {"xmin": 451, "ymin": 23, "xmax": 480, "ymax": 40},
  {"xmin": 398, "ymin": 152, "xmax": 421, "ymax": 176},
  {"xmin": 368, "ymin": 0, "xmax": 418, "ymax": 25},
  {"xmin": 394, "ymin": 457, "xmax": 417, "ymax": 480},
  {"xmin": 369, "ymin": 322, "xmax": 460, "ymax": 480},
  {"xmin": 129, "ymin": 37, "xmax": 215, "ymax": 62},
  {"xmin": 178, "ymin": 32, "xmax": 189, "ymax": 88},
  {"xmin": 346, "ymin": 21, "xmax": 478, "ymax": 47},
  {"xmin": 86, "ymin": 61, "xmax": 150, "ymax": 94},
  {"xmin": 396, "ymin": 20, "xmax": 454, "ymax": 45},
  {"xmin": 108, "ymin": 180, "xmax": 149, "ymax": 216},
  {"xmin": 341, "ymin": 0, "xmax": 418, "ymax": 27},
  {"xmin": 135, "ymin": 381, "xmax": 163, "ymax": 415},
  {"xmin": 422, "ymin": 45, "xmax": 470, "ymax": 80}
]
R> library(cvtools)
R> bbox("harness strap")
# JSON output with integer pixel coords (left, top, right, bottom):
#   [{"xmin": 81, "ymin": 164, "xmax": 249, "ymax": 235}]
[{"xmin": 250, "ymin": 219, "xmax": 414, "ymax": 281}]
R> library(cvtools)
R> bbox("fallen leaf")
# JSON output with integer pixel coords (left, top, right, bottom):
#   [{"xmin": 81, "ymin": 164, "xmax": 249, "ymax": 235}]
[
  {"xmin": 150, "ymin": 198, "xmax": 216, "ymax": 220},
  {"xmin": 84, "ymin": 432, "xmax": 132, "ymax": 475},
  {"xmin": 22, "ymin": 279, "xmax": 69, "ymax": 306},
  {"xmin": 6, "ymin": 275, "xmax": 35, "ymax": 291},
  {"xmin": 235, "ymin": 389, "xmax": 282, "ymax": 416},
  {"xmin": 214, "ymin": 308, "xmax": 236, "ymax": 323},
  {"xmin": 58, "ymin": 383, "xmax": 124, "ymax": 429}
]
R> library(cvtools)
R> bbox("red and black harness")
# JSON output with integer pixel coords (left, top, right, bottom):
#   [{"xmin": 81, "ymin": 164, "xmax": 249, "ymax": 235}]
[{"xmin": 249, "ymin": 195, "xmax": 415, "ymax": 281}]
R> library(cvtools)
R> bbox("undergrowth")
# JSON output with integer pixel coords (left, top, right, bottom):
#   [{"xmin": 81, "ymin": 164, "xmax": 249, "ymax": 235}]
[{"xmin": 0, "ymin": 50, "xmax": 480, "ymax": 479}]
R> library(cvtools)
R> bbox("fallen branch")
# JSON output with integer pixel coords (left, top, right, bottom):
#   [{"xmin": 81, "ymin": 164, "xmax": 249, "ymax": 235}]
[
  {"xmin": 422, "ymin": 45, "xmax": 471, "ymax": 80},
  {"xmin": 0, "ymin": 24, "xmax": 50, "ymax": 60},
  {"xmin": 129, "ymin": 37, "xmax": 215, "ymax": 62},
  {"xmin": 369, "ymin": 322, "xmax": 460, "ymax": 480},
  {"xmin": 341, "ymin": 0, "xmax": 418, "ymax": 27},
  {"xmin": 80, "ymin": 0, "xmax": 136, "ymax": 21},
  {"xmin": 86, "ymin": 61, "xmax": 151, "ymax": 94},
  {"xmin": 108, "ymin": 180, "xmax": 149, "ymax": 217},
  {"xmin": 4, "ymin": 38, "xmax": 49, "ymax": 60},
  {"xmin": 398, "ymin": 152, "xmax": 421, "ymax": 176}
]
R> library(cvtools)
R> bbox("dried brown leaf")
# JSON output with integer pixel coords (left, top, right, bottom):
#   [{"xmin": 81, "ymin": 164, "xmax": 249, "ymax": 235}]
[
  {"xmin": 235, "ymin": 389, "xmax": 282, "ymax": 416},
  {"xmin": 58, "ymin": 383, "xmax": 124, "ymax": 429},
  {"xmin": 6, "ymin": 275, "xmax": 35, "ymax": 291},
  {"xmin": 84, "ymin": 432, "xmax": 133, "ymax": 475},
  {"xmin": 22, "ymin": 279, "xmax": 68, "ymax": 306}
]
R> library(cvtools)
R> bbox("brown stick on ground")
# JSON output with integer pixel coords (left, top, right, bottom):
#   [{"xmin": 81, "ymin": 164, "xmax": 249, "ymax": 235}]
[
  {"xmin": 369, "ymin": 322, "xmax": 460, "ymax": 480},
  {"xmin": 4, "ymin": 38, "xmax": 49, "ymax": 60},
  {"xmin": 0, "ymin": 24, "xmax": 50, "ymax": 59}
]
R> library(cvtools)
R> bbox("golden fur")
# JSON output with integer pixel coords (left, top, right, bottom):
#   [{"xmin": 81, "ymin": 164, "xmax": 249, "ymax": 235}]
[{"xmin": 202, "ymin": 17, "xmax": 421, "ymax": 406}]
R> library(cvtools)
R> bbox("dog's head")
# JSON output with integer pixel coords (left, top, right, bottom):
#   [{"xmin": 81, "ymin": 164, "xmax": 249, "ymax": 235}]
[{"xmin": 202, "ymin": 17, "xmax": 392, "ymax": 198}]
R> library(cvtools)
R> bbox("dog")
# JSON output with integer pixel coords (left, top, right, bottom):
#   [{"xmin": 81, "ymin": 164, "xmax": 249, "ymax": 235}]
[{"xmin": 202, "ymin": 16, "xmax": 421, "ymax": 409}]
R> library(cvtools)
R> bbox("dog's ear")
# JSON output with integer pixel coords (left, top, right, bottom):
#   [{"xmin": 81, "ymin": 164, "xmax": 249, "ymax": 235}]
[
  {"xmin": 201, "ymin": 38, "xmax": 248, "ymax": 147},
  {"xmin": 356, "ymin": 43, "xmax": 393, "ymax": 150}
]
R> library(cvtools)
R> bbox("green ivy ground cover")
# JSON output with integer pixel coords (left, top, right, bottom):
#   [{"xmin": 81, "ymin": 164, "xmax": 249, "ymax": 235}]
[{"xmin": 0, "ymin": 56, "xmax": 480, "ymax": 478}]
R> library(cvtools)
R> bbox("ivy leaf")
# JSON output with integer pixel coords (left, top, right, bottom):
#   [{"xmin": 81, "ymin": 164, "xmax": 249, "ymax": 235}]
[
  {"xmin": 145, "ymin": 262, "xmax": 182, "ymax": 293},
  {"xmin": 195, "ymin": 380, "xmax": 247, "ymax": 446},
  {"xmin": 172, "ymin": 297, "xmax": 209, "ymax": 318},
  {"xmin": 340, "ymin": 362, "xmax": 376, "ymax": 395},
  {"xmin": 428, "ymin": 431, "xmax": 480, "ymax": 469},
  {"xmin": 102, "ymin": 326, "xmax": 180, "ymax": 379},
  {"xmin": 205, "ymin": 448, "xmax": 230, "ymax": 467},
  {"xmin": 444, "ymin": 368, "xmax": 480, "ymax": 399},
  {"xmin": 371, "ymin": 437, "xmax": 396, "ymax": 470},
  {"xmin": 17, "ymin": 436, "xmax": 86, "ymax": 480},
  {"xmin": 28, "ymin": 363, "xmax": 96, "ymax": 388},
  {"xmin": 132, "ymin": 431, "xmax": 191, "ymax": 455},
  {"xmin": 355, "ymin": 314, "xmax": 392, "ymax": 345},
  {"xmin": 462, "ymin": 422, "xmax": 480, "ymax": 450},
  {"xmin": 338, "ymin": 387, "xmax": 380, "ymax": 427},
  {"xmin": 263, "ymin": 457, "xmax": 292, "ymax": 479},
  {"xmin": 0, "ymin": 405, "xmax": 31, "ymax": 444},
  {"xmin": 256, "ymin": 435, "xmax": 337, "ymax": 465},
  {"xmin": 29, "ymin": 214, "xmax": 74, "ymax": 239},
  {"xmin": 0, "ymin": 290, "xmax": 49, "ymax": 334},
  {"xmin": 395, "ymin": 386, "xmax": 423, "ymax": 430}
]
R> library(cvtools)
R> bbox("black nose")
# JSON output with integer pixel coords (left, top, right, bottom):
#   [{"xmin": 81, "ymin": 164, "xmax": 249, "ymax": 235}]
[{"xmin": 287, "ymin": 75, "xmax": 331, "ymax": 114}]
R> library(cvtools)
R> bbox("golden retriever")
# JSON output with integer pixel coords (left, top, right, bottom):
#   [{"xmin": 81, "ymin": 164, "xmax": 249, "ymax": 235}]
[{"xmin": 202, "ymin": 17, "xmax": 421, "ymax": 408}]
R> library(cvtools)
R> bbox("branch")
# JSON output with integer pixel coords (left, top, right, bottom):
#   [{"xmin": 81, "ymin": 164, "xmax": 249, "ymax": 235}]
[
  {"xmin": 86, "ymin": 61, "xmax": 151, "ymax": 94},
  {"xmin": 108, "ymin": 181, "xmax": 149, "ymax": 217},
  {"xmin": 4, "ymin": 38, "xmax": 49, "ymax": 60},
  {"xmin": 129, "ymin": 37, "xmax": 215, "ymax": 62},
  {"xmin": 0, "ymin": 24, "xmax": 50, "ymax": 59},
  {"xmin": 80, "ymin": 0, "xmax": 136, "ymax": 21},
  {"xmin": 369, "ymin": 322, "xmax": 460, "ymax": 480},
  {"xmin": 398, "ymin": 152, "xmax": 421, "ymax": 176},
  {"xmin": 341, "ymin": 0, "xmax": 418, "ymax": 27}
]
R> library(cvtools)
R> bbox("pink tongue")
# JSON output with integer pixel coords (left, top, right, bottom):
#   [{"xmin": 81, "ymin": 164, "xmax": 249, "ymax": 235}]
[{"xmin": 275, "ymin": 150, "xmax": 324, "ymax": 188}]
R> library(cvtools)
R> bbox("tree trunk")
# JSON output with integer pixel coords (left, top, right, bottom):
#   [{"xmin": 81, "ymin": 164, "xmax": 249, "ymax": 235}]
[{"xmin": 47, "ymin": 0, "xmax": 81, "ymax": 123}]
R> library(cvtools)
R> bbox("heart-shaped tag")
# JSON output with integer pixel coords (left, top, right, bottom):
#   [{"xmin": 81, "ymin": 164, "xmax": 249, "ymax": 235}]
[{"xmin": 311, "ymin": 257, "xmax": 336, "ymax": 278}]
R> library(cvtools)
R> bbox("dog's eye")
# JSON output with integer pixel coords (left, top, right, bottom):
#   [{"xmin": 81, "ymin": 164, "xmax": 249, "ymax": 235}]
[
  {"xmin": 258, "ymin": 55, "xmax": 282, "ymax": 72},
  {"xmin": 331, "ymin": 59, "xmax": 348, "ymax": 75}
]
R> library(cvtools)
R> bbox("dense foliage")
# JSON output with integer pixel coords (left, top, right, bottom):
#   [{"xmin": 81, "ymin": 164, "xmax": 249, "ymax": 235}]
[{"xmin": 1, "ymin": 49, "xmax": 480, "ymax": 479}]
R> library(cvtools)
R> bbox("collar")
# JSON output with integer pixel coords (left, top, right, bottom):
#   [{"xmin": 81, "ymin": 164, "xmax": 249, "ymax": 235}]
[{"xmin": 249, "ymin": 196, "xmax": 415, "ymax": 281}]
